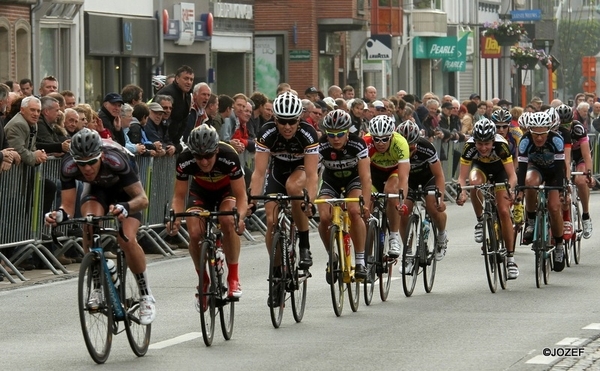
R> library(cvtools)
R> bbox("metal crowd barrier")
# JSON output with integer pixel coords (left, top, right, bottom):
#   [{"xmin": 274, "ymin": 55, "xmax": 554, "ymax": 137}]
[{"xmin": 431, "ymin": 137, "xmax": 459, "ymax": 203}]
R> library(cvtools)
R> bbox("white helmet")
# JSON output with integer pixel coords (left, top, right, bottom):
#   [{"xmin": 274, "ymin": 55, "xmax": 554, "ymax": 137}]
[
  {"xmin": 368, "ymin": 115, "xmax": 395, "ymax": 136},
  {"xmin": 152, "ymin": 75, "xmax": 166, "ymax": 90},
  {"xmin": 273, "ymin": 91, "xmax": 303, "ymax": 120},
  {"xmin": 526, "ymin": 111, "xmax": 553, "ymax": 128}
]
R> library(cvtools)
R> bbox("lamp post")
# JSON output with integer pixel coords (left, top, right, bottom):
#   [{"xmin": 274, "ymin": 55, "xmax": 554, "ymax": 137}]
[{"xmin": 534, "ymin": 38, "xmax": 554, "ymax": 103}]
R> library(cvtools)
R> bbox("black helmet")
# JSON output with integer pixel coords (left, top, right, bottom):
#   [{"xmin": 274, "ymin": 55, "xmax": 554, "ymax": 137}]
[
  {"xmin": 322, "ymin": 109, "xmax": 352, "ymax": 131},
  {"xmin": 396, "ymin": 120, "xmax": 420, "ymax": 144},
  {"xmin": 556, "ymin": 104, "xmax": 573, "ymax": 123},
  {"xmin": 187, "ymin": 124, "xmax": 219, "ymax": 155},
  {"xmin": 70, "ymin": 128, "xmax": 102, "ymax": 159},
  {"xmin": 472, "ymin": 118, "xmax": 496, "ymax": 141},
  {"xmin": 491, "ymin": 108, "xmax": 512, "ymax": 123}
]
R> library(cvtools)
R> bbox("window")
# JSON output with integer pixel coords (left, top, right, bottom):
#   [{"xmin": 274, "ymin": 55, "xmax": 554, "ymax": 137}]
[
  {"xmin": 0, "ymin": 25, "xmax": 8, "ymax": 81},
  {"xmin": 40, "ymin": 25, "xmax": 71, "ymax": 89}
]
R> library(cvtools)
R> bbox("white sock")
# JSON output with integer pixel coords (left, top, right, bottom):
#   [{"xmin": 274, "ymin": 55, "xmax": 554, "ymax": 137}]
[{"xmin": 389, "ymin": 231, "xmax": 400, "ymax": 240}]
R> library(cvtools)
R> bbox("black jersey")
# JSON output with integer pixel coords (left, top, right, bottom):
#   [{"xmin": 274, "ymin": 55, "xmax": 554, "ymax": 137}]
[
  {"xmin": 319, "ymin": 134, "xmax": 368, "ymax": 178},
  {"xmin": 408, "ymin": 137, "xmax": 439, "ymax": 175},
  {"xmin": 460, "ymin": 134, "xmax": 513, "ymax": 166},
  {"xmin": 175, "ymin": 142, "xmax": 244, "ymax": 191},
  {"xmin": 255, "ymin": 121, "xmax": 319, "ymax": 169},
  {"xmin": 517, "ymin": 130, "xmax": 565, "ymax": 185},
  {"xmin": 569, "ymin": 121, "xmax": 589, "ymax": 161},
  {"xmin": 60, "ymin": 142, "xmax": 138, "ymax": 190}
]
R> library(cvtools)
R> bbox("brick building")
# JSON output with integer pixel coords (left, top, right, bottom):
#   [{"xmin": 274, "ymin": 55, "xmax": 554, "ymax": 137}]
[{"xmin": 0, "ymin": 1, "xmax": 33, "ymax": 83}]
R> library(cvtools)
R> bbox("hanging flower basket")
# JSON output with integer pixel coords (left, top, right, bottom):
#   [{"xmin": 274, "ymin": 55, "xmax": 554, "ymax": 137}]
[
  {"xmin": 510, "ymin": 46, "xmax": 546, "ymax": 70},
  {"xmin": 514, "ymin": 57, "xmax": 540, "ymax": 70},
  {"xmin": 494, "ymin": 34, "xmax": 520, "ymax": 46},
  {"xmin": 482, "ymin": 21, "xmax": 527, "ymax": 46}
]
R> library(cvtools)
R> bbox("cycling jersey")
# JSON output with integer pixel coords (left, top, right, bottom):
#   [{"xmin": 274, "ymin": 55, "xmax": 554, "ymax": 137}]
[
  {"xmin": 255, "ymin": 121, "xmax": 319, "ymax": 170},
  {"xmin": 318, "ymin": 134, "xmax": 368, "ymax": 198},
  {"xmin": 569, "ymin": 121, "xmax": 589, "ymax": 163},
  {"xmin": 517, "ymin": 131, "xmax": 565, "ymax": 186},
  {"xmin": 364, "ymin": 132, "xmax": 410, "ymax": 172},
  {"xmin": 460, "ymin": 134, "xmax": 513, "ymax": 166},
  {"xmin": 504, "ymin": 127, "xmax": 523, "ymax": 159},
  {"xmin": 408, "ymin": 137, "xmax": 439, "ymax": 175},
  {"xmin": 175, "ymin": 142, "xmax": 244, "ymax": 191}
]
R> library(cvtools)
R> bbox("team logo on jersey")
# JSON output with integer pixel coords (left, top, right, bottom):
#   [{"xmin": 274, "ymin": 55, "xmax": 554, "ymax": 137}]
[{"xmin": 331, "ymin": 152, "xmax": 337, "ymax": 160}]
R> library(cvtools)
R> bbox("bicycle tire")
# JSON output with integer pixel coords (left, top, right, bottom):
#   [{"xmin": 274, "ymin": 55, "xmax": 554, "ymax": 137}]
[
  {"xmin": 218, "ymin": 255, "xmax": 235, "ymax": 340},
  {"xmin": 483, "ymin": 214, "xmax": 498, "ymax": 293},
  {"xmin": 269, "ymin": 231, "xmax": 285, "ymax": 328},
  {"xmin": 572, "ymin": 199, "xmax": 582, "ymax": 264},
  {"xmin": 290, "ymin": 224, "xmax": 307, "ymax": 323},
  {"xmin": 347, "ymin": 231, "xmax": 360, "ymax": 313},
  {"xmin": 363, "ymin": 219, "xmax": 377, "ymax": 306},
  {"xmin": 78, "ymin": 253, "xmax": 113, "ymax": 364},
  {"xmin": 379, "ymin": 220, "xmax": 392, "ymax": 302},
  {"xmin": 543, "ymin": 219, "xmax": 551, "ymax": 285},
  {"xmin": 495, "ymin": 218, "xmax": 508, "ymax": 290},
  {"xmin": 423, "ymin": 217, "xmax": 437, "ymax": 293},
  {"xmin": 122, "ymin": 256, "xmax": 151, "ymax": 356},
  {"xmin": 534, "ymin": 212, "xmax": 545, "ymax": 288},
  {"xmin": 402, "ymin": 214, "xmax": 419, "ymax": 297},
  {"xmin": 199, "ymin": 241, "xmax": 216, "ymax": 346},
  {"xmin": 329, "ymin": 225, "xmax": 344, "ymax": 317}
]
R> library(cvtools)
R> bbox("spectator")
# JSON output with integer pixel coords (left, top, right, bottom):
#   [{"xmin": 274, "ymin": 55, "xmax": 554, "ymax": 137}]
[
  {"xmin": 19, "ymin": 78, "xmax": 33, "ymax": 97},
  {"xmin": 0, "ymin": 83, "xmax": 21, "ymax": 171},
  {"xmin": 221, "ymin": 93, "xmax": 249, "ymax": 144},
  {"xmin": 118, "ymin": 103, "xmax": 145, "ymax": 155},
  {"xmin": 342, "ymin": 85, "xmax": 355, "ymax": 100},
  {"xmin": 591, "ymin": 102, "xmax": 600, "ymax": 133},
  {"xmin": 154, "ymin": 95, "xmax": 177, "ymax": 157},
  {"xmin": 230, "ymin": 99, "xmax": 256, "ymax": 155},
  {"xmin": 154, "ymin": 65, "xmax": 194, "ymax": 153},
  {"xmin": 121, "ymin": 84, "xmax": 144, "ymax": 106},
  {"xmin": 0, "ymin": 83, "xmax": 9, "ymax": 126},
  {"xmin": 38, "ymin": 75, "xmax": 58, "ymax": 97},
  {"xmin": 249, "ymin": 91, "xmax": 268, "ymax": 128},
  {"xmin": 327, "ymin": 85, "xmax": 342, "ymax": 99},
  {"xmin": 396, "ymin": 89, "xmax": 407, "ymax": 100},
  {"xmin": 52, "ymin": 110, "xmax": 69, "ymax": 142},
  {"xmin": 74, "ymin": 104, "xmax": 92, "ymax": 130},
  {"xmin": 98, "ymin": 93, "xmax": 126, "ymax": 145},
  {"xmin": 36, "ymin": 96, "xmax": 70, "ymax": 156},
  {"xmin": 88, "ymin": 110, "xmax": 112, "ymax": 139},
  {"xmin": 575, "ymin": 102, "xmax": 590, "ymax": 131},
  {"xmin": 335, "ymin": 98, "xmax": 348, "ymax": 112},
  {"xmin": 128, "ymin": 103, "xmax": 161, "ymax": 157},
  {"xmin": 421, "ymin": 99, "xmax": 441, "ymax": 141},
  {"xmin": 144, "ymin": 102, "xmax": 170, "ymax": 156},
  {"xmin": 5, "ymin": 80, "xmax": 20, "ymax": 94},
  {"xmin": 363, "ymin": 85, "xmax": 377, "ymax": 103},
  {"xmin": 348, "ymin": 98, "xmax": 366, "ymax": 135},
  {"xmin": 185, "ymin": 82, "xmax": 211, "ymax": 141},
  {"xmin": 304, "ymin": 87, "xmax": 319, "ymax": 102},
  {"xmin": 469, "ymin": 93, "xmax": 481, "ymax": 106},
  {"xmin": 302, "ymin": 99, "xmax": 320, "ymax": 134},
  {"xmin": 60, "ymin": 90, "xmax": 77, "ymax": 108},
  {"xmin": 276, "ymin": 82, "xmax": 291, "ymax": 96},
  {"xmin": 48, "ymin": 92, "xmax": 66, "ymax": 111},
  {"xmin": 530, "ymin": 96, "xmax": 543, "ymax": 112},
  {"xmin": 63, "ymin": 108, "xmax": 79, "ymax": 137},
  {"xmin": 262, "ymin": 99, "xmax": 273, "ymax": 123},
  {"xmin": 461, "ymin": 100, "xmax": 477, "ymax": 136},
  {"xmin": 213, "ymin": 94, "xmax": 234, "ymax": 136}
]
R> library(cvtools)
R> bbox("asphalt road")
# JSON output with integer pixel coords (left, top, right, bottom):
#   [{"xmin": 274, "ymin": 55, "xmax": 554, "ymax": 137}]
[{"xmin": 1, "ymin": 194, "xmax": 600, "ymax": 371}]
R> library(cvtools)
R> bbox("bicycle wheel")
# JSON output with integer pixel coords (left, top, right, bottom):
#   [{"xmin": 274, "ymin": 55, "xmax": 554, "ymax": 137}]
[
  {"xmin": 328, "ymin": 226, "xmax": 344, "ymax": 317},
  {"xmin": 218, "ymin": 261, "xmax": 235, "ymax": 340},
  {"xmin": 269, "ymin": 231, "xmax": 285, "ymax": 328},
  {"xmin": 199, "ymin": 241, "xmax": 216, "ymax": 346},
  {"xmin": 78, "ymin": 253, "xmax": 113, "ymax": 364},
  {"xmin": 543, "ymin": 219, "xmax": 551, "ymax": 285},
  {"xmin": 402, "ymin": 214, "xmax": 419, "ymax": 297},
  {"xmin": 495, "ymin": 219, "xmax": 508, "ymax": 290},
  {"xmin": 482, "ymin": 215, "xmax": 498, "ymax": 293},
  {"xmin": 290, "ymin": 227, "xmax": 307, "ymax": 323},
  {"xmin": 379, "ymin": 224, "xmax": 393, "ymax": 302},
  {"xmin": 423, "ymin": 218, "xmax": 438, "ymax": 293},
  {"xmin": 363, "ymin": 219, "xmax": 377, "ymax": 306},
  {"xmin": 347, "ymin": 234, "xmax": 360, "ymax": 313},
  {"xmin": 534, "ymin": 214, "xmax": 545, "ymax": 289},
  {"xmin": 572, "ymin": 199, "xmax": 582, "ymax": 264},
  {"xmin": 122, "ymin": 256, "xmax": 151, "ymax": 357}
]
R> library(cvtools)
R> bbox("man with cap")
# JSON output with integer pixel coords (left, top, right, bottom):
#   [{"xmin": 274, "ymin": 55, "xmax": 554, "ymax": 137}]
[
  {"xmin": 305, "ymin": 87, "xmax": 319, "ymax": 102},
  {"xmin": 530, "ymin": 96, "xmax": 543, "ymax": 112},
  {"xmin": 371, "ymin": 100, "xmax": 387, "ymax": 117},
  {"xmin": 142, "ymin": 102, "xmax": 168, "ymax": 156},
  {"xmin": 99, "ymin": 92, "xmax": 126, "ymax": 146},
  {"xmin": 469, "ymin": 93, "xmax": 481, "ymax": 106},
  {"xmin": 498, "ymin": 99, "xmax": 512, "ymax": 109}
]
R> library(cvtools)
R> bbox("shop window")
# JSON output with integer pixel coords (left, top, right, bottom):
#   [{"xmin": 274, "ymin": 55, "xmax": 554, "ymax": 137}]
[{"xmin": 40, "ymin": 25, "xmax": 71, "ymax": 90}]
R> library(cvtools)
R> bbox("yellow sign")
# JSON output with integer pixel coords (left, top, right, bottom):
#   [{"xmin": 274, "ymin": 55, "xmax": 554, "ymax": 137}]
[{"xmin": 481, "ymin": 36, "xmax": 501, "ymax": 59}]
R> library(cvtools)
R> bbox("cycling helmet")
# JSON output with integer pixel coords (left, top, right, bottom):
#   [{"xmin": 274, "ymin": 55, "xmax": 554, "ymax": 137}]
[
  {"xmin": 322, "ymin": 109, "xmax": 353, "ymax": 131},
  {"xmin": 368, "ymin": 115, "xmax": 395, "ymax": 137},
  {"xmin": 517, "ymin": 111, "xmax": 530, "ymax": 129},
  {"xmin": 472, "ymin": 118, "xmax": 496, "ymax": 141},
  {"xmin": 396, "ymin": 120, "xmax": 421, "ymax": 144},
  {"xmin": 526, "ymin": 111, "xmax": 553, "ymax": 128},
  {"xmin": 491, "ymin": 108, "xmax": 512, "ymax": 123},
  {"xmin": 70, "ymin": 128, "xmax": 102, "ymax": 159},
  {"xmin": 152, "ymin": 75, "xmax": 166, "ymax": 90},
  {"xmin": 555, "ymin": 104, "xmax": 573, "ymax": 123},
  {"xmin": 273, "ymin": 91, "xmax": 303, "ymax": 119},
  {"xmin": 546, "ymin": 107, "xmax": 560, "ymax": 128},
  {"xmin": 187, "ymin": 124, "xmax": 219, "ymax": 155}
]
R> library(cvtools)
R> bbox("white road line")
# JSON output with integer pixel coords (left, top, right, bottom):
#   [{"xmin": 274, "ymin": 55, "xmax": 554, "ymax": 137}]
[
  {"xmin": 526, "ymin": 355, "xmax": 559, "ymax": 364},
  {"xmin": 556, "ymin": 337, "xmax": 587, "ymax": 346},
  {"xmin": 149, "ymin": 332, "xmax": 202, "ymax": 350},
  {"xmin": 582, "ymin": 323, "xmax": 600, "ymax": 330}
]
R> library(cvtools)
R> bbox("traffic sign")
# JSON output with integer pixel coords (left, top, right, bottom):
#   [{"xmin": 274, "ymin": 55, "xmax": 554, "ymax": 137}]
[{"xmin": 510, "ymin": 9, "xmax": 542, "ymax": 21}]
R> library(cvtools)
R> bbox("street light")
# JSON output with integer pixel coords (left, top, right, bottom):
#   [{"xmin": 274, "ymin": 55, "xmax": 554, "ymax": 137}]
[{"xmin": 534, "ymin": 38, "xmax": 554, "ymax": 102}]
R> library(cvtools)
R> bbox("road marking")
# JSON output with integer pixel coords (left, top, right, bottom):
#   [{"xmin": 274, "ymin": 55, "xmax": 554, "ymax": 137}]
[
  {"xmin": 582, "ymin": 323, "xmax": 600, "ymax": 330},
  {"xmin": 556, "ymin": 337, "xmax": 587, "ymax": 346},
  {"xmin": 526, "ymin": 355, "xmax": 559, "ymax": 364},
  {"xmin": 149, "ymin": 332, "xmax": 202, "ymax": 350}
]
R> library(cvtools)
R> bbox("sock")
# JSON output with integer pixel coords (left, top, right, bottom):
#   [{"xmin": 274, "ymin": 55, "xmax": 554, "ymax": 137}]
[
  {"xmin": 563, "ymin": 209, "xmax": 570, "ymax": 221},
  {"xmin": 355, "ymin": 252, "xmax": 365, "ymax": 266},
  {"xmin": 476, "ymin": 215, "xmax": 483, "ymax": 222},
  {"xmin": 228, "ymin": 263, "xmax": 239, "ymax": 282},
  {"xmin": 583, "ymin": 212, "xmax": 590, "ymax": 220},
  {"xmin": 554, "ymin": 237, "xmax": 563, "ymax": 248},
  {"xmin": 135, "ymin": 271, "xmax": 151, "ymax": 296},
  {"xmin": 298, "ymin": 230, "xmax": 310, "ymax": 249},
  {"xmin": 389, "ymin": 231, "xmax": 400, "ymax": 240},
  {"xmin": 507, "ymin": 255, "xmax": 515, "ymax": 262}
]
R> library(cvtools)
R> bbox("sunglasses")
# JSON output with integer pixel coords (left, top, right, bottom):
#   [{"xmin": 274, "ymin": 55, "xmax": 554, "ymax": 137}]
[
  {"xmin": 193, "ymin": 152, "xmax": 217, "ymax": 160},
  {"xmin": 74, "ymin": 153, "xmax": 102, "ymax": 167},
  {"xmin": 276, "ymin": 118, "xmax": 299, "ymax": 126},
  {"xmin": 373, "ymin": 136, "xmax": 391, "ymax": 143},
  {"xmin": 495, "ymin": 125, "xmax": 510, "ymax": 129},
  {"xmin": 531, "ymin": 130, "xmax": 551, "ymax": 136},
  {"xmin": 326, "ymin": 130, "xmax": 348, "ymax": 138}
]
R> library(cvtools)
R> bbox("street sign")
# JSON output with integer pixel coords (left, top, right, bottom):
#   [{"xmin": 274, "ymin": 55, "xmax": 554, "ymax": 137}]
[
  {"xmin": 366, "ymin": 34, "xmax": 392, "ymax": 60},
  {"xmin": 289, "ymin": 50, "xmax": 311, "ymax": 61},
  {"xmin": 510, "ymin": 9, "xmax": 542, "ymax": 21}
]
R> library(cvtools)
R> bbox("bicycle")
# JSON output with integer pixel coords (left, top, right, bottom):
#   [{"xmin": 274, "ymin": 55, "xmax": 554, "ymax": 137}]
[
  {"xmin": 458, "ymin": 183, "xmax": 508, "ymax": 294},
  {"xmin": 167, "ymin": 208, "xmax": 239, "ymax": 346},
  {"xmin": 565, "ymin": 171, "xmax": 588, "ymax": 266},
  {"xmin": 52, "ymin": 214, "xmax": 150, "ymax": 364},
  {"xmin": 401, "ymin": 186, "xmax": 442, "ymax": 297},
  {"xmin": 314, "ymin": 196, "xmax": 364, "ymax": 317},
  {"xmin": 364, "ymin": 192, "xmax": 402, "ymax": 305},
  {"xmin": 249, "ymin": 191, "xmax": 311, "ymax": 329},
  {"xmin": 516, "ymin": 184, "xmax": 565, "ymax": 288}
]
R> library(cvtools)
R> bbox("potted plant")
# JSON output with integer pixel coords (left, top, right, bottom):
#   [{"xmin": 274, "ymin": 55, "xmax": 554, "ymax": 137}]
[
  {"xmin": 510, "ymin": 45, "xmax": 546, "ymax": 70},
  {"xmin": 482, "ymin": 20, "xmax": 527, "ymax": 46}
]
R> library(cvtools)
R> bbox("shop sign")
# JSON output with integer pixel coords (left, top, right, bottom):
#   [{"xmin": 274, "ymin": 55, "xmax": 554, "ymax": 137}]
[
  {"xmin": 214, "ymin": 2, "xmax": 253, "ymax": 20},
  {"xmin": 289, "ymin": 50, "xmax": 311, "ymax": 61},
  {"xmin": 366, "ymin": 35, "xmax": 392, "ymax": 60},
  {"xmin": 443, "ymin": 31, "xmax": 469, "ymax": 72},
  {"xmin": 413, "ymin": 36, "xmax": 457, "ymax": 59},
  {"xmin": 480, "ymin": 36, "xmax": 501, "ymax": 59}
]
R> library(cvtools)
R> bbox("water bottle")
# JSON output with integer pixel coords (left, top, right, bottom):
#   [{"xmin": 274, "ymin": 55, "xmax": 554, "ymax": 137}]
[
  {"xmin": 379, "ymin": 230, "xmax": 385, "ymax": 248},
  {"xmin": 106, "ymin": 259, "xmax": 120, "ymax": 288},
  {"xmin": 215, "ymin": 248, "xmax": 225, "ymax": 276},
  {"xmin": 343, "ymin": 232, "xmax": 351, "ymax": 256},
  {"xmin": 422, "ymin": 217, "xmax": 431, "ymax": 243}
]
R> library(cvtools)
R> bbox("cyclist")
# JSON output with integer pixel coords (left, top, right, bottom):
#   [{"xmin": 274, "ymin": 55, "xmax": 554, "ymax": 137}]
[
  {"xmin": 363, "ymin": 115, "xmax": 410, "ymax": 258},
  {"xmin": 517, "ymin": 111, "xmax": 567, "ymax": 272},
  {"xmin": 248, "ymin": 91, "xmax": 319, "ymax": 271},
  {"xmin": 491, "ymin": 108, "xmax": 522, "ymax": 169},
  {"xmin": 167, "ymin": 124, "xmax": 247, "ymax": 307},
  {"xmin": 44, "ymin": 128, "xmax": 156, "ymax": 325},
  {"xmin": 556, "ymin": 104, "xmax": 594, "ymax": 239},
  {"xmin": 456, "ymin": 119, "xmax": 519, "ymax": 279},
  {"xmin": 317, "ymin": 109, "xmax": 371, "ymax": 280},
  {"xmin": 396, "ymin": 120, "xmax": 449, "ymax": 264}
]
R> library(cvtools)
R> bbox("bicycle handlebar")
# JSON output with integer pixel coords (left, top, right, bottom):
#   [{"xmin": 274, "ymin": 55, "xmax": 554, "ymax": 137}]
[
  {"xmin": 167, "ymin": 207, "xmax": 241, "ymax": 234},
  {"xmin": 51, "ymin": 214, "xmax": 128, "ymax": 245}
]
